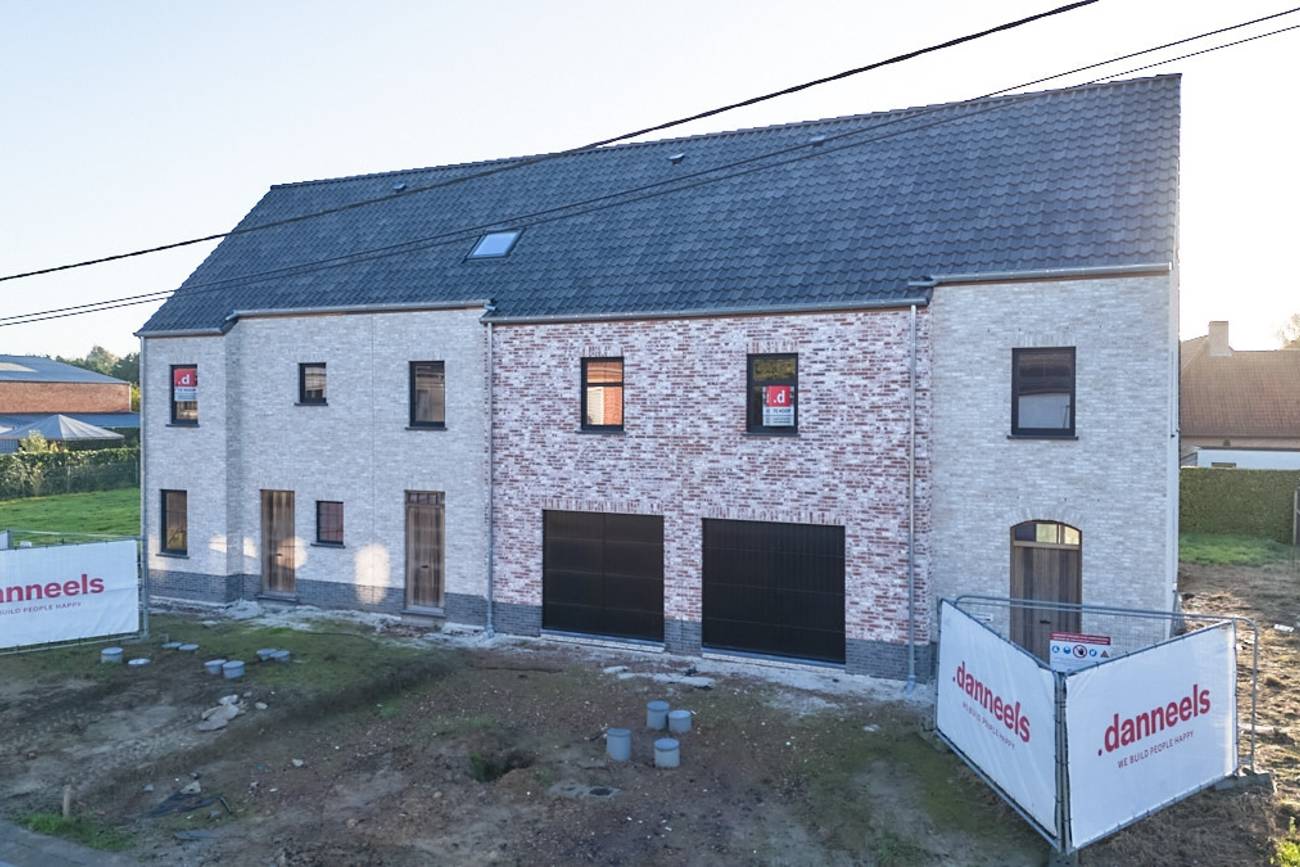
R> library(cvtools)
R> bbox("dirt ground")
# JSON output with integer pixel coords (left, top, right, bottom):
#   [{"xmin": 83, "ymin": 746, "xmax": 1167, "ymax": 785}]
[{"xmin": 1, "ymin": 561, "xmax": 1297, "ymax": 867}]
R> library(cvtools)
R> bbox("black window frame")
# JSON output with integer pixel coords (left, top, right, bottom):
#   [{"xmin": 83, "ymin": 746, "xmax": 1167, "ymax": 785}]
[
  {"xmin": 315, "ymin": 500, "xmax": 344, "ymax": 546},
  {"xmin": 408, "ymin": 360, "xmax": 447, "ymax": 429},
  {"xmin": 1011, "ymin": 347, "xmax": 1076, "ymax": 438},
  {"xmin": 160, "ymin": 489, "xmax": 188, "ymax": 555},
  {"xmin": 580, "ymin": 357, "xmax": 625, "ymax": 432},
  {"xmin": 746, "ymin": 353, "xmax": 799, "ymax": 435},
  {"xmin": 297, "ymin": 362, "xmax": 327, "ymax": 406},
  {"xmin": 169, "ymin": 364, "xmax": 199, "ymax": 426}
]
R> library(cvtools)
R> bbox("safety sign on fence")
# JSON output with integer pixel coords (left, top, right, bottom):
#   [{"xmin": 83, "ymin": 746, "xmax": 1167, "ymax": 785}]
[
  {"xmin": 934, "ymin": 598, "xmax": 1245, "ymax": 855},
  {"xmin": 0, "ymin": 538, "xmax": 139, "ymax": 650}
]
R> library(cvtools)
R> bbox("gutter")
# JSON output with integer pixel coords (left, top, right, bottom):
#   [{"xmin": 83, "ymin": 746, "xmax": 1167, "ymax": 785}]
[
  {"xmin": 220, "ymin": 300, "xmax": 489, "ymax": 332},
  {"xmin": 912, "ymin": 262, "xmax": 1171, "ymax": 288},
  {"xmin": 484, "ymin": 304, "xmax": 496, "ymax": 637},
  {"xmin": 484, "ymin": 296, "xmax": 932, "ymax": 325}
]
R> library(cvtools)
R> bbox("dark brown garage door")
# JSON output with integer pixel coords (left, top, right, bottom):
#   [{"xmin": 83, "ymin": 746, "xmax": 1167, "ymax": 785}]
[
  {"xmin": 543, "ymin": 510, "xmax": 664, "ymax": 641},
  {"xmin": 702, "ymin": 519, "xmax": 845, "ymax": 663}
]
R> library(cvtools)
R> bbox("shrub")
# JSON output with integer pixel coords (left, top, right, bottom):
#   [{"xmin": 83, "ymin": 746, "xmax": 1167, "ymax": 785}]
[
  {"xmin": 0, "ymin": 448, "xmax": 139, "ymax": 499},
  {"xmin": 1180, "ymin": 468, "xmax": 1300, "ymax": 544}
]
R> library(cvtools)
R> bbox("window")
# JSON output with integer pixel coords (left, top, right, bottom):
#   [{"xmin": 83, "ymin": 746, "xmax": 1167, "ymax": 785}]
[
  {"xmin": 170, "ymin": 365, "xmax": 198, "ymax": 425},
  {"xmin": 1012, "ymin": 520, "xmax": 1080, "ymax": 547},
  {"xmin": 467, "ymin": 230, "xmax": 521, "ymax": 259},
  {"xmin": 316, "ymin": 500, "xmax": 344, "ymax": 545},
  {"xmin": 581, "ymin": 358, "xmax": 624, "ymax": 431},
  {"xmin": 747, "ymin": 354, "xmax": 798, "ymax": 434},
  {"xmin": 409, "ymin": 361, "xmax": 446, "ymax": 428},
  {"xmin": 298, "ymin": 363, "xmax": 327, "ymax": 405},
  {"xmin": 161, "ymin": 490, "xmax": 188, "ymax": 555},
  {"xmin": 1012, "ymin": 347, "xmax": 1075, "ymax": 437}
]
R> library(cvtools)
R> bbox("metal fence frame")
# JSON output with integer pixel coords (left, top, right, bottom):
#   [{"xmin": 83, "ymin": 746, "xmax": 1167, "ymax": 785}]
[
  {"xmin": 0, "ymin": 528, "xmax": 149, "ymax": 657},
  {"xmin": 935, "ymin": 594, "xmax": 1259, "ymax": 856}
]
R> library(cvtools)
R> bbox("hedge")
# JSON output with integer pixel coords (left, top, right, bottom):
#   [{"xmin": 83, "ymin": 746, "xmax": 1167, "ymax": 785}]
[
  {"xmin": 1180, "ymin": 467, "xmax": 1300, "ymax": 543},
  {"xmin": 0, "ymin": 448, "xmax": 139, "ymax": 500}
]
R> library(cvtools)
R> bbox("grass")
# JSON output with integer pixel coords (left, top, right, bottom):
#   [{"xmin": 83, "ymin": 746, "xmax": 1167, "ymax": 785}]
[
  {"xmin": 0, "ymin": 487, "xmax": 139, "ymax": 543},
  {"xmin": 1179, "ymin": 532, "xmax": 1295, "ymax": 566},
  {"xmin": 1277, "ymin": 820, "xmax": 1300, "ymax": 867},
  {"xmin": 21, "ymin": 812, "xmax": 134, "ymax": 851}
]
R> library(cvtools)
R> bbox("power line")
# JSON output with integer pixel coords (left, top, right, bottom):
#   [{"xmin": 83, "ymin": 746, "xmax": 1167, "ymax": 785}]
[
  {"xmin": 0, "ymin": 1, "xmax": 1099, "ymax": 286},
  {"xmin": 5, "ymin": 14, "xmax": 1300, "ymax": 329}
]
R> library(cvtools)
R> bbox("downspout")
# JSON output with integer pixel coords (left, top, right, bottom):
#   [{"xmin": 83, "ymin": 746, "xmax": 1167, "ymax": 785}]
[
  {"xmin": 484, "ymin": 307, "xmax": 496, "ymax": 637},
  {"xmin": 138, "ymin": 335, "xmax": 150, "ymax": 640},
  {"xmin": 905, "ymin": 303, "xmax": 918, "ymax": 693}
]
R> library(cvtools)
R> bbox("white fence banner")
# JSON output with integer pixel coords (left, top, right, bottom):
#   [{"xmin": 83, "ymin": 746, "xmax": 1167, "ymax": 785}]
[
  {"xmin": 1065, "ymin": 621, "xmax": 1237, "ymax": 848},
  {"xmin": 936, "ymin": 601, "xmax": 1059, "ymax": 833},
  {"xmin": 0, "ymin": 539, "xmax": 139, "ymax": 650}
]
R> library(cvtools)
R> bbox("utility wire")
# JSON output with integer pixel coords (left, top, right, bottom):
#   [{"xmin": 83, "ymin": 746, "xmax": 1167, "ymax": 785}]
[
  {"xmin": 0, "ymin": 1, "xmax": 1099, "ymax": 285},
  {"xmin": 5, "ymin": 13, "xmax": 1300, "ymax": 328}
]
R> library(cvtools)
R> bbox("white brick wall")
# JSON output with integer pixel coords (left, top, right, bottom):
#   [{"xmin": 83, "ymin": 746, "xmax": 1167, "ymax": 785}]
[
  {"xmin": 929, "ymin": 275, "xmax": 1177, "ymax": 615},
  {"xmin": 144, "ymin": 307, "xmax": 489, "ymax": 609}
]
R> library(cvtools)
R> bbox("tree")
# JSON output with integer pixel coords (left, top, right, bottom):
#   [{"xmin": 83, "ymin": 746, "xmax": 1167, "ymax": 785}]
[
  {"xmin": 110, "ymin": 352, "xmax": 139, "ymax": 384},
  {"xmin": 17, "ymin": 431, "xmax": 55, "ymax": 453},
  {"xmin": 1280, "ymin": 314, "xmax": 1300, "ymax": 349}
]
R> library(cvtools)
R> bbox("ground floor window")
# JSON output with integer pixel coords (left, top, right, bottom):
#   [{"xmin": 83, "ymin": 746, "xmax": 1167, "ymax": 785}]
[
  {"xmin": 160, "ymin": 489, "xmax": 187, "ymax": 555},
  {"xmin": 316, "ymin": 500, "xmax": 344, "ymax": 545}
]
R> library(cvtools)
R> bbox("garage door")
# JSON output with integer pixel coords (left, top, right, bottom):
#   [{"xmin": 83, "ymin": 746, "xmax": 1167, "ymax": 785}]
[
  {"xmin": 702, "ymin": 519, "xmax": 845, "ymax": 663},
  {"xmin": 543, "ymin": 510, "xmax": 664, "ymax": 641}
]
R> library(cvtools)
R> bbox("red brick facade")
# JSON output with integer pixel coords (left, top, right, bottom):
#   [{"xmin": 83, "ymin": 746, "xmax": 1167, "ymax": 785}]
[
  {"xmin": 0, "ymin": 381, "xmax": 131, "ymax": 414},
  {"xmin": 490, "ymin": 308, "xmax": 932, "ymax": 666}
]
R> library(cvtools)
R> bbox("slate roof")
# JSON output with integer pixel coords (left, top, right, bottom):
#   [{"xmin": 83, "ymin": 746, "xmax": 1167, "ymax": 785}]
[
  {"xmin": 140, "ymin": 75, "xmax": 1179, "ymax": 333},
  {"xmin": 1181, "ymin": 338, "xmax": 1300, "ymax": 438},
  {"xmin": 0, "ymin": 355, "xmax": 127, "ymax": 384}
]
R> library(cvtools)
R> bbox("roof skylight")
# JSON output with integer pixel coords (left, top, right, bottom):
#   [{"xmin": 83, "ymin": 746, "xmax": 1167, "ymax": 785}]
[{"xmin": 468, "ymin": 230, "xmax": 521, "ymax": 259}]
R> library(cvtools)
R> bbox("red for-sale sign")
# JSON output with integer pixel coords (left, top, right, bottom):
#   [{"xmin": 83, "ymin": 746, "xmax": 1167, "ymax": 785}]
[
  {"xmin": 173, "ymin": 366, "xmax": 197, "ymax": 401},
  {"xmin": 762, "ymin": 385, "xmax": 794, "ymax": 426}
]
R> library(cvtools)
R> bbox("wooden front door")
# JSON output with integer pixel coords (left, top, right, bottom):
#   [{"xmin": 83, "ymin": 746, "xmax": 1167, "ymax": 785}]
[
  {"xmin": 261, "ymin": 490, "xmax": 296, "ymax": 595},
  {"xmin": 1010, "ymin": 521, "xmax": 1081, "ymax": 660},
  {"xmin": 406, "ymin": 491, "xmax": 444, "ymax": 609}
]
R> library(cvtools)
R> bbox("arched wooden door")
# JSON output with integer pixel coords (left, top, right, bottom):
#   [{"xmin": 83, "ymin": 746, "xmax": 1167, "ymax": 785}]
[{"xmin": 1010, "ymin": 521, "xmax": 1081, "ymax": 660}]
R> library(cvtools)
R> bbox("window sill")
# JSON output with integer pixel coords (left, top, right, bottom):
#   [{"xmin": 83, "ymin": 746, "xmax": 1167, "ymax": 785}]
[
  {"xmin": 166, "ymin": 423, "xmax": 199, "ymax": 428},
  {"xmin": 745, "ymin": 430, "xmax": 799, "ymax": 438},
  {"xmin": 295, "ymin": 401, "xmax": 328, "ymax": 407},
  {"xmin": 156, "ymin": 551, "xmax": 189, "ymax": 559},
  {"xmin": 310, "ymin": 541, "xmax": 345, "ymax": 549},
  {"xmin": 406, "ymin": 425, "xmax": 447, "ymax": 431},
  {"xmin": 577, "ymin": 428, "xmax": 624, "ymax": 435},
  {"xmin": 1007, "ymin": 434, "xmax": 1078, "ymax": 441}
]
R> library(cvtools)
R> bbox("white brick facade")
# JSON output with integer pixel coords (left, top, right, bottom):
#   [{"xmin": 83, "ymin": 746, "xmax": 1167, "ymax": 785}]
[
  {"xmin": 929, "ymin": 275, "xmax": 1179, "ymax": 616},
  {"xmin": 143, "ymin": 308, "xmax": 490, "ymax": 622}
]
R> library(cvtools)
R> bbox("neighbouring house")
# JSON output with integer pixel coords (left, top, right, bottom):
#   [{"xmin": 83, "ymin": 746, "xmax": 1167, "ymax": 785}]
[
  {"xmin": 1180, "ymin": 320, "xmax": 1300, "ymax": 469},
  {"xmin": 138, "ymin": 75, "xmax": 1180, "ymax": 679},
  {"xmin": 0, "ymin": 355, "xmax": 138, "ymax": 437}
]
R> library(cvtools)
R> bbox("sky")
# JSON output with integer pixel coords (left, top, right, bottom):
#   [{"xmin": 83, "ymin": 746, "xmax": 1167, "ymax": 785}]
[{"xmin": 1, "ymin": 1, "xmax": 1297, "ymax": 358}]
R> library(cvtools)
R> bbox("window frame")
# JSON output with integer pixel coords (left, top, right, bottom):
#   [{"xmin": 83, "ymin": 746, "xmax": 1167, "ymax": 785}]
[
  {"xmin": 315, "ymin": 500, "xmax": 344, "ymax": 546},
  {"xmin": 1011, "ymin": 346, "xmax": 1076, "ymax": 438},
  {"xmin": 746, "ymin": 353, "xmax": 799, "ymax": 435},
  {"xmin": 466, "ymin": 229, "xmax": 522, "ymax": 259},
  {"xmin": 408, "ymin": 360, "xmax": 447, "ymax": 429},
  {"xmin": 580, "ymin": 357, "xmax": 625, "ymax": 432},
  {"xmin": 169, "ymin": 364, "xmax": 199, "ymax": 426},
  {"xmin": 297, "ymin": 362, "xmax": 327, "ymax": 406},
  {"xmin": 160, "ymin": 489, "xmax": 188, "ymax": 555}
]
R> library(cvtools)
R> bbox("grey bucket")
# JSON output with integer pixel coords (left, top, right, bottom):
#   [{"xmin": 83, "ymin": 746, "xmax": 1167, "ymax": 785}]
[
  {"xmin": 654, "ymin": 738, "xmax": 680, "ymax": 769},
  {"xmin": 100, "ymin": 647, "xmax": 123, "ymax": 664},
  {"xmin": 606, "ymin": 728, "xmax": 631, "ymax": 762},
  {"xmin": 178, "ymin": 643, "xmax": 199, "ymax": 653},
  {"xmin": 270, "ymin": 649, "xmax": 291, "ymax": 664},
  {"xmin": 668, "ymin": 709, "xmax": 692, "ymax": 734},
  {"xmin": 127, "ymin": 657, "xmax": 151, "ymax": 668},
  {"xmin": 646, "ymin": 700, "xmax": 670, "ymax": 730},
  {"xmin": 222, "ymin": 660, "xmax": 246, "ymax": 680},
  {"xmin": 256, "ymin": 648, "xmax": 278, "ymax": 662},
  {"xmin": 204, "ymin": 659, "xmax": 227, "ymax": 675}
]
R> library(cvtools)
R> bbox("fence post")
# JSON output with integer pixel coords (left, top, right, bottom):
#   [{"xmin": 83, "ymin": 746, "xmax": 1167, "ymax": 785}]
[{"xmin": 1055, "ymin": 671, "xmax": 1072, "ymax": 855}]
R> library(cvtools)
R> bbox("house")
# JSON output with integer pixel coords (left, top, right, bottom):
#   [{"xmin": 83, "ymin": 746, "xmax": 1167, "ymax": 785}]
[
  {"xmin": 0, "ymin": 355, "xmax": 137, "ymax": 434},
  {"xmin": 1180, "ymin": 321, "xmax": 1300, "ymax": 468},
  {"xmin": 138, "ymin": 75, "xmax": 1180, "ymax": 679}
]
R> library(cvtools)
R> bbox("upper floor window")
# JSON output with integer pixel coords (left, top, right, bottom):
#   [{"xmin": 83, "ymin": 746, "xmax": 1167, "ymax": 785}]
[
  {"xmin": 316, "ymin": 500, "xmax": 344, "ymax": 545},
  {"xmin": 1012, "ymin": 347, "xmax": 1075, "ymax": 437},
  {"xmin": 409, "ymin": 361, "xmax": 446, "ymax": 428},
  {"xmin": 747, "ymin": 354, "xmax": 797, "ymax": 434},
  {"xmin": 298, "ymin": 362, "xmax": 327, "ymax": 405},
  {"xmin": 161, "ymin": 489, "xmax": 188, "ymax": 555},
  {"xmin": 581, "ymin": 358, "xmax": 624, "ymax": 431},
  {"xmin": 467, "ymin": 230, "xmax": 521, "ymax": 259},
  {"xmin": 170, "ymin": 365, "xmax": 198, "ymax": 425}
]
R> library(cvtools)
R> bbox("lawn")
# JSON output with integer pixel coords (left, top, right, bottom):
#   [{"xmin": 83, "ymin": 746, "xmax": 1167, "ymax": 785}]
[
  {"xmin": 0, "ymin": 487, "xmax": 139, "ymax": 543},
  {"xmin": 1180, "ymin": 532, "xmax": 1296, "ymax": 567}
]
